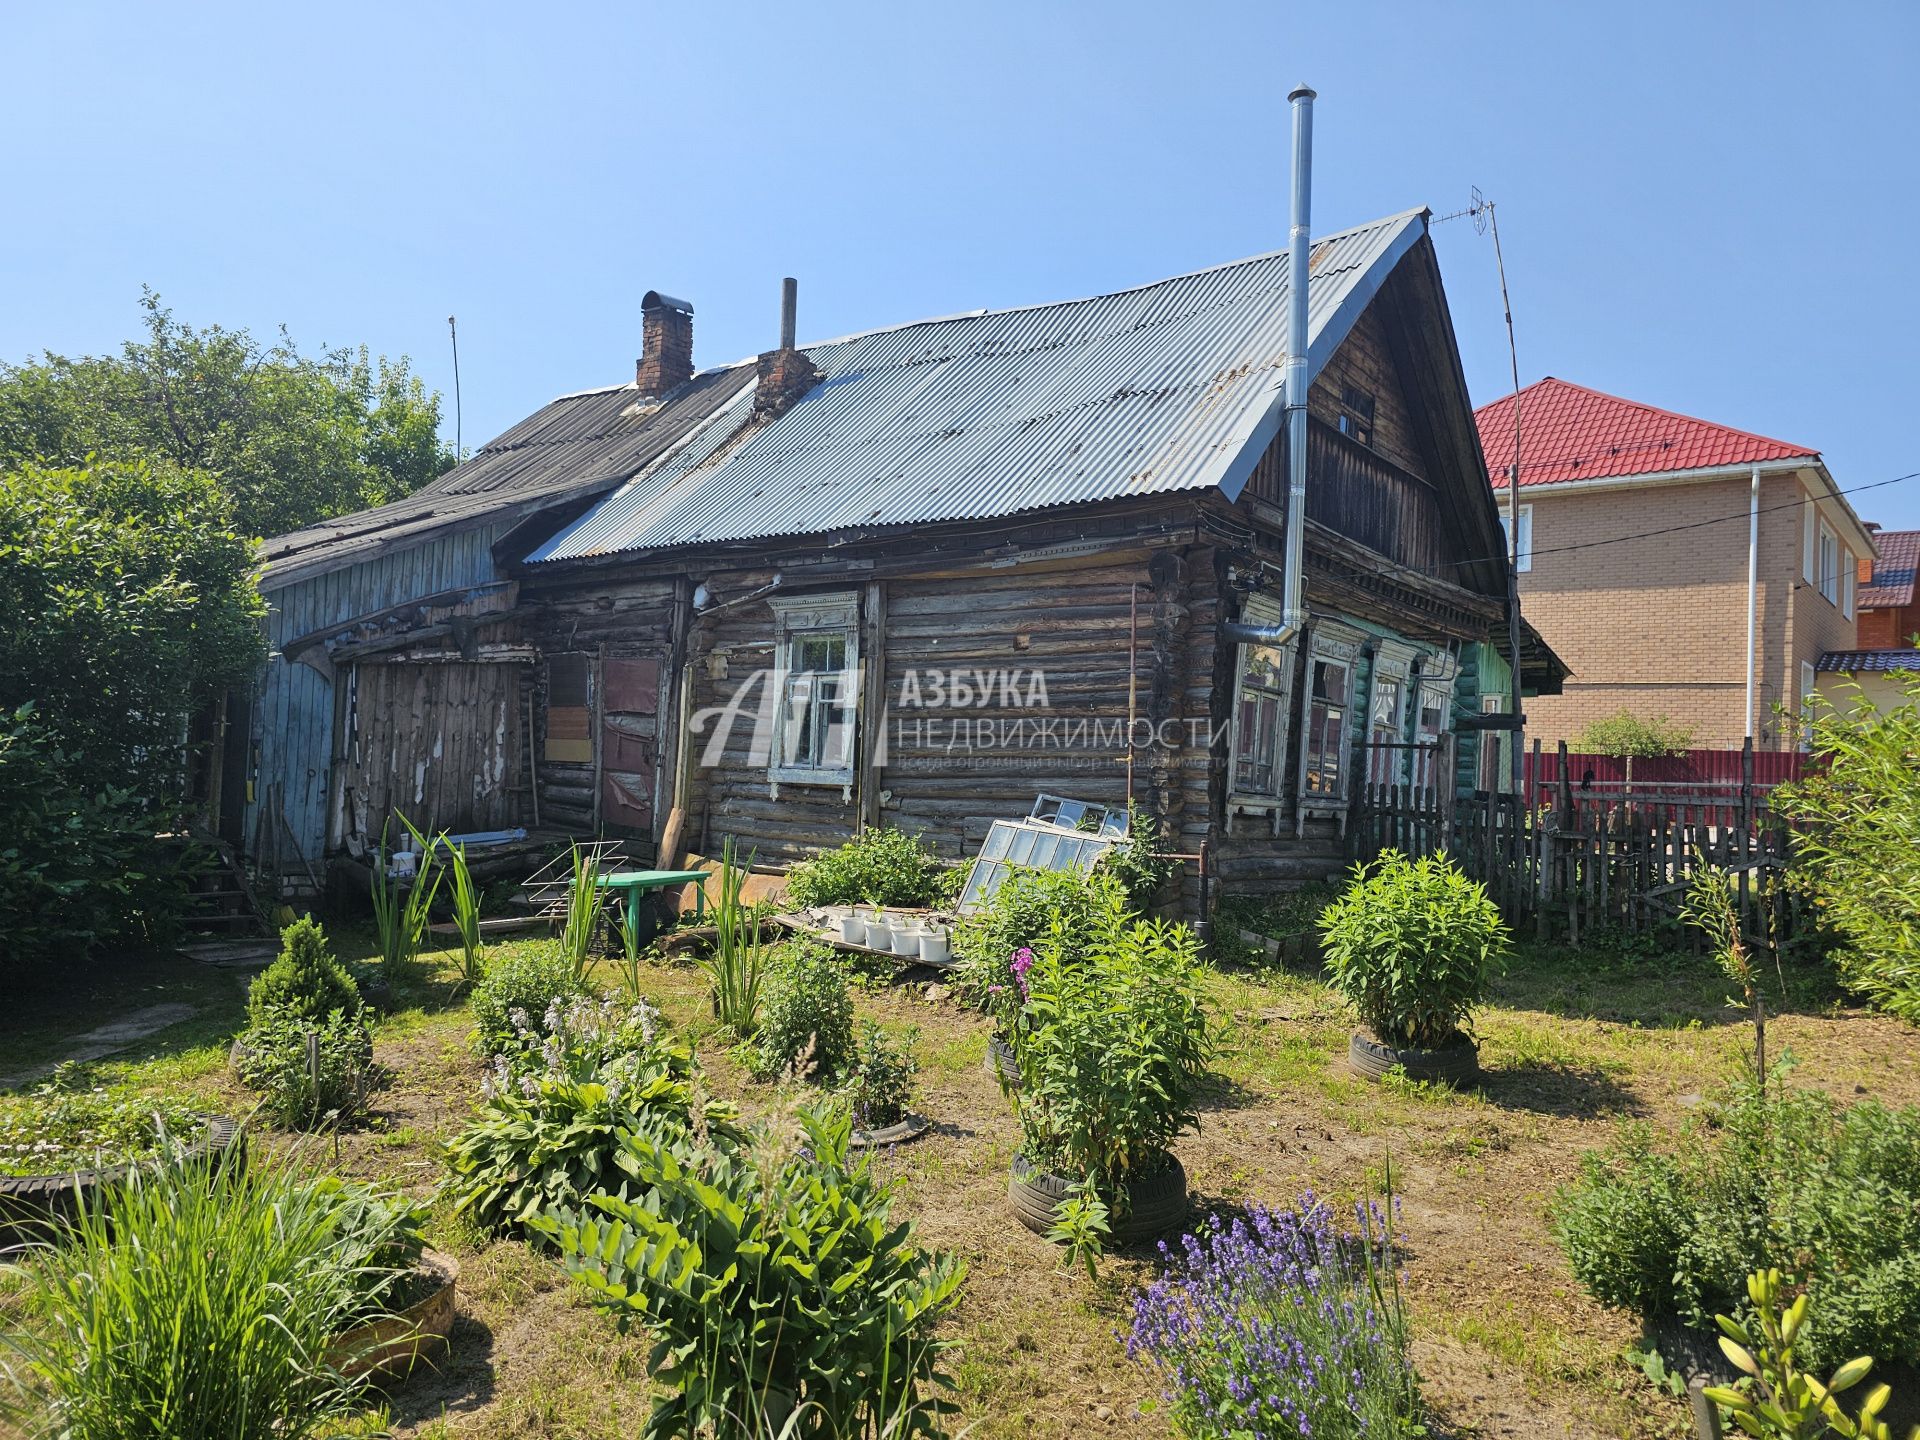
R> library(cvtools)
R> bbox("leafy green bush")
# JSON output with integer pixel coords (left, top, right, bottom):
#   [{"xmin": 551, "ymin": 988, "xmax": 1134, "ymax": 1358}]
[
  {"xmin": 534, "ymin": 1101, "xmax": 966, "ymax": 1440},
  {"xmin": 1014, "ymin": 916, "xmax": 1213, "ymax": 1195},
  {"xmin": 1318, "ymin": 850, "xmax": 1509, "ymax": 1049},
  {"xmin": 248, "ymin": 917, "xmax": 362, "ymax": 1027},
  {"xmin": 836, "ymin": 1022, "xmax": 920, "ymax": 1130},
  {"xmin": 1555, "ymin": 1075, "xmax": 1920, "ymax": 1369},
  {"xmin": 954, "ymin": 865, "xmax": 1132, "ymax": 1014},
  {"xmin": 1574, "ymin": 709, "xmax": 1697, "ymax": 757},
  {"xmin": 1102, "ymin": 809, "xmax": 1178, "ymax": 911},
  {"xmin": 1772, "ymin": 674, "xmax": 1920, "ymax": 1023},
  {"xmin": 493, "ymin": 993, "xmax": 668, "ymax": 1085},
  {"xmin": 308, "ymin": 1177, "xmax": 432, "ymax": 1322},
  {"xmin": 785, "ymin": 826, "xmax": 952, "ymax": 909},
  {"xmin": 0, "ymin": 704, "xmax": 195, "ymax": 965},
  {"xmin": 468, "ymin": 944, "xmax": 586, "ymax": 1056},
  {"xmin": 234, "ymin": 1009, "xmax": 374, "ymax": 1129},
  {"xmin": 0, "ymin": 1070, "xmax": 208, "ymax": 1177},
  {"xmin": 444, "ymin": 1035, "xmax": 741, "ymax": 1236},
  {"xmin": 751, "ymin": 944, "xmax": 855, "ymax": 1082},
  {"xmin": 0, "ymin": 1155, "xmax": 395, "ymax": 1439}
]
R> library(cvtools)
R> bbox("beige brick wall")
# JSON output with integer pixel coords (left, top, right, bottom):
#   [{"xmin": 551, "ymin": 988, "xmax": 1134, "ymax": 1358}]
[{"xmin": 1515, "ymin": 468, "xmax": 1859, "ymax": 751}]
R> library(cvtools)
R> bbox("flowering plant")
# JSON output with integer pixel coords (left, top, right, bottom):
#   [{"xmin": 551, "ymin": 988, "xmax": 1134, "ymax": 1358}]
[
  {"xmin": 489, "ymin": 994, "xmax": 668, "ymax": 1089},
  {"xmin": 0, "ymin": 1071, "xmax": 207, "ymax": 1178},
  {"xmin": 1128, "ymin": 1194, "xmax": 1422, "ymax": 1439}
]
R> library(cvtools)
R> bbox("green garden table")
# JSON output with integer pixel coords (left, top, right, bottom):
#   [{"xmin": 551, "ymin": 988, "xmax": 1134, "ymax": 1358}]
[{"xmin": 593, "ymin": 869, "xmax": 710, "ymax": 939}]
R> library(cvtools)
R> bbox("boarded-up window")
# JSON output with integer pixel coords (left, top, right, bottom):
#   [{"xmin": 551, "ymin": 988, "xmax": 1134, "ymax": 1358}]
[{"xmin": 546, "ymin": 653, "xmax": 593, "ymax": 764}]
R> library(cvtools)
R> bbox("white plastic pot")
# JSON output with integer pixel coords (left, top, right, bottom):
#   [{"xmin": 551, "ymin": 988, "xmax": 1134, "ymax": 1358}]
[
  {"xmin": 892, "ymin": 925, "xmax": 921, "ymax": 957},
  {"xmin": 918, "ymin": 929, "xmax": 950, "ymax": 965},
  {"xmin": 837, "ymin": 913, "xmax": 866, "ymax": 946}
]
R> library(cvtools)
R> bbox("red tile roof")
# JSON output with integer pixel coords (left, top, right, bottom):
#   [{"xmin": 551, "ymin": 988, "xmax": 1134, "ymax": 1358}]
[
  {"xmin": 1859, "ymin": 529, "xmax": 1919, "ymax": 610},
  {"xmin": 1476, "ymin": 377, "xmax": 1817, "ymax": 490}
]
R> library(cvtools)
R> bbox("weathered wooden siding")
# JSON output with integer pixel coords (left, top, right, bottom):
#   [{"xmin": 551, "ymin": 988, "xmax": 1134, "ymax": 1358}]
[
  {"xmin": 341, "ymin": 660, "xmax": 527, "ymax": 840},
  {"xmin": 1306, "ymin": 301, "xmax": 1426, "ymax": 480},
  {"xmin": 248, "ymin": 524, "xmax": 510, "ymax": 873}
]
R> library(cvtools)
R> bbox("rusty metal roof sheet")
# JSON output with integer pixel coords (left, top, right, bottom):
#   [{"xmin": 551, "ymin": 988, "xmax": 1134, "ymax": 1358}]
[
  {"xmin": 526, "ymin": 209, "xmax": 1428, "ymax": 563},
  {"xmin": 259, "ymin": 364, "xmax": 755, "ymax": 590}
]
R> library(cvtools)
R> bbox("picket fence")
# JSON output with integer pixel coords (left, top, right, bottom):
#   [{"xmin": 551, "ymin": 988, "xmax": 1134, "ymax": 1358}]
[{"xmin": 1350, "ymin": 738, "xmax": 1795, "ymax": 945}]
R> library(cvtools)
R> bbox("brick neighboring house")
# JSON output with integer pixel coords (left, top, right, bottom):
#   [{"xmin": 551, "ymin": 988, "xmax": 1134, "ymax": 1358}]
[
  {"xmin": 1818, "ymin": 529, "xmax": 1920, "ymax": 713},
  {"xmin": 1475, "ymin": 378, "xmax": 1874, "ymax": 751}
]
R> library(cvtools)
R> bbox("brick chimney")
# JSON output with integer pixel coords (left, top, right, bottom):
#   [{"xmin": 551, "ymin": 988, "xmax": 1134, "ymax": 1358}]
[
  {"xmin": 635, "ymin": 290, "xmax": 694, "ymax": 396},
  {"xmin": 752, "ymin": 277, "xmax": 819, "ymax": 422}
]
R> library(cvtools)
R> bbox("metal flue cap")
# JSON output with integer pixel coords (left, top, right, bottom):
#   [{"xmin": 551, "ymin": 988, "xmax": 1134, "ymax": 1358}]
[
  {"xmin": 1288, "ymin": 82, "xmax": 1316, "ymax": 102},
  {"xmin": 641, "ymin": 290, "xmax": 694, "ymax": 315}
]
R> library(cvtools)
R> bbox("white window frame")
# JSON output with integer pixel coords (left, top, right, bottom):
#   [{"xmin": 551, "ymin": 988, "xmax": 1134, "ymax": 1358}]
[
  {"xmin": 768, "ymin": 592, "xmax": 860, "ymax": 791},
  {"xmin": 1843, "ymin": 558, "xmax": 1856, "ymax": 619},
  {"xmin": 1295, "ymin": 620, "xmax": 1365, "ymax": 828},
  {"xmin": 1227, "ymin": 593, "xmax": 1296, "ymax": 803},
  {"xmin": 1803, "ymin": 497, "xmax": 1818, "ymax": 584},
  {"xmin": 1818, "ymin": 521, "xmax": 1840, "ymax": 606},
  {"xmin": 1499, "ymin": 503, "xmax": 1533, "ymax": 573}
]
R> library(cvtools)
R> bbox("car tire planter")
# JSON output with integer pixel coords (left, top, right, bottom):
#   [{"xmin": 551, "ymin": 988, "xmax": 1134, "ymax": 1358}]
[
  {"xmin": 849, "ymin": 1111, "xmax": 932, "ymax": 1150},
  {"xmin": 326, "ymin": 1250, "xmax": 459, "ymax": 1382},
  {"xmin": 985, "ymin": 1033, "xmax": 1020, "ymax": 1088},
  {"xmin": 1007, "ymin": 1153, "xmax": 1188, "ymax": 1246},
  {"xmin": 0, "ymin": 1113, "xmax": 245, "ymax": 1247},
  {"xmin": 1348, "ymin": 1029, "xmax": 1480, "ymax": 1087}
]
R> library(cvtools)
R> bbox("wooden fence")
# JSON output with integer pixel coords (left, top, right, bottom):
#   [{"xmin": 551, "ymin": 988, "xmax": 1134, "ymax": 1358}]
[{"xmin": 1351, "ymin": 739, "xmax": 1794, "ymax": 945}]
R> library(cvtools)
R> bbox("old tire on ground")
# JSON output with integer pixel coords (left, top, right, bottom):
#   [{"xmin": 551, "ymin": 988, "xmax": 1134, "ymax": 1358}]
[
  {"xmin": 1007, "ymin": 1153, "xmax": 1188, "ymax": 1246},
  {"xmin": 0, "ymin": 1113, "xmax": 245, "ymax": 1248},
  {"xmin": 1348, "ymin": 1030, "xmax": 1479, "ymax": 1087},
  {"xmin": 985, "ymin": 1033, "xmax": 1020, "ymax": 1089}
]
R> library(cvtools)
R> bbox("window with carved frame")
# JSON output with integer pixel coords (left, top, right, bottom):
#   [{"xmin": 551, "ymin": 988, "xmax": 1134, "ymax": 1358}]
[{"xmin": 769, "ymin": 593, "xmax": 860, "ymax": 788}]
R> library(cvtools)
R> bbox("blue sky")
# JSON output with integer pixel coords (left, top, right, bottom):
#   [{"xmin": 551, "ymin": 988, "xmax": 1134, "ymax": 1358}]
[{"xmin": 7, "ymin": 1, "xmax": 1919, "ymax": 527}]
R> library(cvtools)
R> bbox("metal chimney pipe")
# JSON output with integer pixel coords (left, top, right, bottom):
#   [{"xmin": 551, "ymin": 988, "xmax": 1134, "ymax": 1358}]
[
  {"xmin": 1221, "ymin": 82, "xmax": 1317, "ymax": 648},
  {"xmin": 779, "ymin": 277, "xmax": 798, "ymax": 350},
  {"xmin": 1279, "ymin": 82, "xmax": 1315, "ymax": 635}
]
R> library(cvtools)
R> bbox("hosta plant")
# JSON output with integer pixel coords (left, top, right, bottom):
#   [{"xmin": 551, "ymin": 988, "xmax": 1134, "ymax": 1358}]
[
  {"xmin": 1318, "ymin": 849, "xmax": 1509, "ymax": 1049},
  {"xmin": 468, "ymin": 944, "xmax": 586, "ymax": 1056},
  {"xmin": 444, "ymin": 1041, "xmax": 741, "ymax": 1236},
  {"xmin": 534, "ymin": 1101, "xmax": 966, "ymax": 1440}
]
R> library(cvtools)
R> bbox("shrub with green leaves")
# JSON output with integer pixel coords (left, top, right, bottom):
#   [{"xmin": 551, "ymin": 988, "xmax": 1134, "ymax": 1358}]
[
  {"xmin": 444, "ymin": 1034, "xmax": 741, "ymax": 1236},
  {"xmin": 310, "ymin": 1177, "xmax": 433, "ymax": 1322},
  {"xmin": 1318, "ymin": 850, "xmax": 1509, "ymax": 1049},
  {"xmin": 468, "ymin": 944, "xmax": 586, "ymax": 1056},
  {"xmin": 750, "ymin": 944, "xmax": 855, "ymax": 1082},
  {"xmin": 493, "ymin": 993, "xmax": 668, "ymax": 1085},
  {"xmin": 1772, "ymin": 674, "xmax": 1920, "ymax": 1023},
  {"xmin": 954, "ymin": 865, "xmax": 1132, "ymax": 1017},
  {"xmin": 1555, "ymin": 1074, "xmax": 1920, "ymax": 1369},
  {"xmin": 836, "ymin": 1022, "xmax": 920, "ymax": 1130},
  {"xmin": 1102, "ymin": 809, "xmax": 1178, "ymax": 911},
  {"xmin": 784, "ymin": 826, "xmax": 953, "ymax": 909},
  {"xmin": 0, "ymin": 1155, "xmax": 397, "ymax": 1439},
  {"xmin": 1574, "ymin": 709, "xmax": 1697, "ymax": 758},
  {"xmin": 1014, "ymin": 916, "xmax": 1213, "ymax": 1195},
  {"xmin": 247, "ymin": 917, "xmax": 361, "ymax": 1028},
  {"xmin": 234, "ymin": 1008, "xmax": 374, "ymax": 1129},
  {"xmin": 534, "ymin": 1101, "xmax": 966, "ymax": 1440}
]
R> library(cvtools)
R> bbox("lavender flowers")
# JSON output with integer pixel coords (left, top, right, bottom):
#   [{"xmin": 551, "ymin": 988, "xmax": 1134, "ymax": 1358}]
[{"xmin": 1127, "ymin": 1195, "xmax": 1421, "ymax": 1439}]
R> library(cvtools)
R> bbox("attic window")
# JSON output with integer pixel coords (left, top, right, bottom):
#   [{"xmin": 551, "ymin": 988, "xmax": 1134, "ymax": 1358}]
[{"xmin": 1336, "ymin": 385, "xmax": 1375, "ymax": 447}]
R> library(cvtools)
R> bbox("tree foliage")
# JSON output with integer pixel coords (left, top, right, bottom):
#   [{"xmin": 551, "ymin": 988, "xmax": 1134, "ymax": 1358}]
[
  {"xmin": 1574, "ymin": 708, "xmax": 1697, "ymax": 758},
  {"xmin": 0, "ymin": 293, "xmax": 452, "ymax": 538},
  {"xmin": 0, "ymin": 456, "xmax": 264, "ymax": 803},
  {"xmin": 1771, "ymin": 677, "xmax": 1920, "ymax": 1022}
]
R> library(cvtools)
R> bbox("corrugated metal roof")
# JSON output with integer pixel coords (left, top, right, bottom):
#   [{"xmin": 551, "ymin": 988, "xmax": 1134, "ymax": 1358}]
[
  {"xmin": 527, "ymin": 209, "xmax": 1428, "ymax": 563},
  {"xmin": 1859, "ymin": 528, "xmax": 1918, "ymax": 610},
  {"xmin": 1818, "ymin": 649, "xmax": 1920, "ymax": 673},
  {"xmin": 259, "ymin": 364, "xmax": 755, "ymax": 589},
  {"xmin": 1476, "ymin": 377, "xmax": 1816, "ymax": 489}
]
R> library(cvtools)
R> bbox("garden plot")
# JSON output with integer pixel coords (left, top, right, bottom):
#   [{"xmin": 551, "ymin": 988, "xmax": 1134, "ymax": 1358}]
[{"xmin": 3, "ymin": 873, "xmax": 1917, "ymax": 1439}]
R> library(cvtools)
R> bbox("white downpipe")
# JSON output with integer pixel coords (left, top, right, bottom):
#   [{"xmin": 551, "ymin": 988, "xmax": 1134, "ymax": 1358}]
[{"xmin": 1745, "ymin": 461, "xmax": 1760, "ymax": 739}]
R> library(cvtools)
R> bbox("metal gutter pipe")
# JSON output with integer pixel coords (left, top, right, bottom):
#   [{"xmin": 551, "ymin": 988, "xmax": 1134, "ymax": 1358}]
[
  {"xmin": 1222, "ymin": 81, "xmax": 1316, "ymax": 649},
  {"xmin": 1745, "ymin": 461, "xmax": 1760, "ymax": 738}
]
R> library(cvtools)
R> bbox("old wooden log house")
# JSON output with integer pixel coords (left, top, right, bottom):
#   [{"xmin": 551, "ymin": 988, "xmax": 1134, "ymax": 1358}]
[{"xmin": 233, "ymin": 205, "xmax": 1565, "ymax": 913}]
